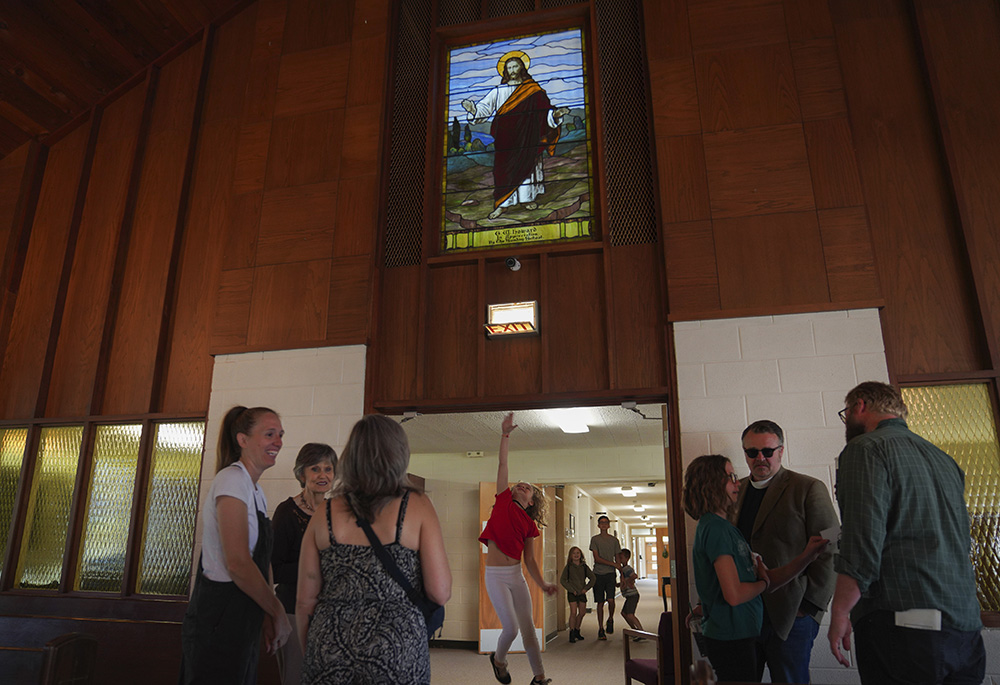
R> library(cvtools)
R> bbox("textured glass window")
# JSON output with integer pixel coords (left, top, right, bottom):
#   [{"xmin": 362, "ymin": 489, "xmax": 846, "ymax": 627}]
[
  {"xmin": 137, "ymin": 421, "xmax": 205, "ymax": 595},
  {"xmin": 16, "ymin": 426, "xmax": 84, "ymax": 590},
  {"xmin": 903, "ymin": 384, "xmax": 1000, "ymax": 611},
  {"xmin": 75, "ymin": 424, "xmax": 142, "ymax": 592},
  {"xmin": 0, "ymin": 427, "xmax": 28, "ymax": 583}
]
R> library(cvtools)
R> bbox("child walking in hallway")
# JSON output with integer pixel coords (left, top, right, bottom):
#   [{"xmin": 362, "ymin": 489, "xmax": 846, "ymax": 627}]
[
  {"xmin": 559, "ymin": 546, "xmax": 595, "ymax": 643},
  {"xmin": 617, "ymin": 549, "xmax": 644, "ymax": 638}
]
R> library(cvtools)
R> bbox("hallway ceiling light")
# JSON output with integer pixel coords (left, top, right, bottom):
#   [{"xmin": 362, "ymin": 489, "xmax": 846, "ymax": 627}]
[
  {"xmin": 620, "ymin": 485, "xmax": 636, "ymax": 497},
  {"xmin": 546, "ymin": 407, "xmax": 594, "ymax": 434},
  {"xmin": 633, "ymin": 504, "xmax": 645, "ymax": 512}
]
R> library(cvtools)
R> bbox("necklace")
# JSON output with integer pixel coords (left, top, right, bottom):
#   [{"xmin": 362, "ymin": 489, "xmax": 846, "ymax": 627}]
[{"xmin": 298, "ymin": 492, "xmax": 315, "ymax": 514}]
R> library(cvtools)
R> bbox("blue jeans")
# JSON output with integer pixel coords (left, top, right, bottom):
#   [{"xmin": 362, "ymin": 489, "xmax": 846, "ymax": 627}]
[{"xmin": 756, "ymin": 612, "xmax": 819, "ymax": 684}]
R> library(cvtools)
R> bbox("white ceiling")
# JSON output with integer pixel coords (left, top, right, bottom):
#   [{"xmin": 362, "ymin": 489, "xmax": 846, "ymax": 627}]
[{"xmin": 400, "ymin": 404, "xmax": 669, "ymax": 530}]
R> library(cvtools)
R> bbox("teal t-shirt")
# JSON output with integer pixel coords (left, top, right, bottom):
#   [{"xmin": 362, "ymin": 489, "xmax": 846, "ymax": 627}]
[{"xmin": 693, "ymin": 512, "xmax": 762, "ymax": 640}]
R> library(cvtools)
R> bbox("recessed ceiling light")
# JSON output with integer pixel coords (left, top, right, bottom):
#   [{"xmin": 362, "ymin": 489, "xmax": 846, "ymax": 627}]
[
  {"xmin": 633, "ymin": 504, "xmax": 645, "ymax": 512},
  {"xmin": 621, "ymin": 485, "xmax": 637, "ymax": 497}
]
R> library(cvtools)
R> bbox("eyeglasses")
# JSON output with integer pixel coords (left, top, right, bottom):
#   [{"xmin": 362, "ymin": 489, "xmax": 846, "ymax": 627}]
[
  {"xmin": 726, "ymin": 472, "xmax": 739, "ymax": 484},
  {"xmin": 743, "ymin": 446, "xmax": 782, "ymax": 459},
  {"xmin": 838, "ymin": 407, "xmax": 848, "ymax": 423}
]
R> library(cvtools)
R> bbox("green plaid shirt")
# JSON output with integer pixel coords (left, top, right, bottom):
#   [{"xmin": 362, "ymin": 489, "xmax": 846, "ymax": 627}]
[{"xmin": 834, "ymin": 418, "xmax": 982, "ymax": 631}]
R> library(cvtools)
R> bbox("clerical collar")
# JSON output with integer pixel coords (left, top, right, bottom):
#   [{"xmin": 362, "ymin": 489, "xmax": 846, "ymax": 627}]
[{"xmin": 750, "ymin": 473, "xmax": 776, "ymax": 489}]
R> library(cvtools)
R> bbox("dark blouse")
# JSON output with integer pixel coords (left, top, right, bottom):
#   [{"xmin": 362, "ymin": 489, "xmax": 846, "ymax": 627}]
[{"xmin": 271, "ymin": 495, "xmax": 313, "ymax": 614}]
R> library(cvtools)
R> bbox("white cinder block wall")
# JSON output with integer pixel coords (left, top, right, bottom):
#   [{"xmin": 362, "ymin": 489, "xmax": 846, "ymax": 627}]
[
  {"xmin": 192, "ymin": 345, "xmax": 366, "ymax": 571},
  {"xmin": 675, "ymin": 310, "xmax": 885, "ymax": 685}
]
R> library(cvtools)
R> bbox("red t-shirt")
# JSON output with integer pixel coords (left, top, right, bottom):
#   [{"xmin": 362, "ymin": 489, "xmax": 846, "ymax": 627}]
[{"xmin": 478, "ymin": 487, "xmax": 540, "ymax": 561}]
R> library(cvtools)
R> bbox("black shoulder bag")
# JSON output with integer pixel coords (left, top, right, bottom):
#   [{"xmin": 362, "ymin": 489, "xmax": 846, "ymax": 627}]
[{"xmin": 356, "ymin": 517, "xmax": 445, "ymax": 639}]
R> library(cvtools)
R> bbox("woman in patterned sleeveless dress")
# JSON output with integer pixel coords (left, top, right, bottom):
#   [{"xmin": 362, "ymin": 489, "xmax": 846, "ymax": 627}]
[{"xmin": 296, "ymin": 415, "xmax": 452, "ymax": 684}]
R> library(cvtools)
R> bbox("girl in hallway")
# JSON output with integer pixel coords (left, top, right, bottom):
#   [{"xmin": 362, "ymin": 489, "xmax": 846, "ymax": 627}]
[
  {"xmin": 560, "ymin": 546, "xmax": 595, "ymax": 643},
  {"xmin": 479, "ymin": 413, "xmax": 558, "ymax": 685}
]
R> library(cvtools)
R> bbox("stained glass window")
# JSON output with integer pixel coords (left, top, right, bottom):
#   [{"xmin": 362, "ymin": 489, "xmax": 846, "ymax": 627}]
[
  {"xmin": 903, "ymin": 384, "xmax": 1000, "ymax": 611},
  {"xmin": 76, "ymin": 424, "xmax": 142, "ymax": 592},
  {"xmin": 0, "ymin": 427, "xmax": 28, "ymax": 583},
  {"xmin": 137, "ymin": 421, "xmax": 204, "ymax": 595},
  {"xmin": 16, "ymin": 426, "xmax": 84, "ymax": 590},
  {"xmin": 442, "ymin": 28, "xmax": 595, "ymax": 251}
]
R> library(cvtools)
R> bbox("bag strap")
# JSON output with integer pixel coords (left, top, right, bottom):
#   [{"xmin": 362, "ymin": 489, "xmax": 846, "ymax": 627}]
[{"xmin": 356, "ymin": 516, "xmax": 424, "ymax": 607}]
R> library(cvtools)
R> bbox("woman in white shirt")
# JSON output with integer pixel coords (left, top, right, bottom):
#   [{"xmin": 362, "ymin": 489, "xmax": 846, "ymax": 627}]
[{"xmin": 180, "ymin": 406, "xmax": 292, "ymax": 684}]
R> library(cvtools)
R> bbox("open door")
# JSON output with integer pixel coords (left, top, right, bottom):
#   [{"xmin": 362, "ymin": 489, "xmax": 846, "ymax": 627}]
[{"xmin": 478, "ymin": 482, "xmax": 545, "ymax": 653}]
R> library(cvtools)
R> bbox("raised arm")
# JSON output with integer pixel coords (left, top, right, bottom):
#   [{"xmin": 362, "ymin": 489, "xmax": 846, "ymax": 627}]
[{"xmin": 496, "ymin": 412, "xmax": 517, "ymax": 496}]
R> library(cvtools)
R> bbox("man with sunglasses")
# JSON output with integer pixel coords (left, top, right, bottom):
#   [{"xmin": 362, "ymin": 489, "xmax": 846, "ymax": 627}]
[
  {"xmin": 733, "ymin": 419, "xmax": 838, "ymax": 683},
  {"xmin": 829, "ymin": 382, "xmax": 984, "ymax": 684}
]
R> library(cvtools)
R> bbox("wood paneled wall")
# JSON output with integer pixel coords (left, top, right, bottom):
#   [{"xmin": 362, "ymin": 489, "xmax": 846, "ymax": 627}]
[
  {"xmin": 649, "ymin": 0, "xmax": 882, "ymax": 319},
  {"xmin": 0, "ymin": 0, "xmax": 388, "ymax": 422}
]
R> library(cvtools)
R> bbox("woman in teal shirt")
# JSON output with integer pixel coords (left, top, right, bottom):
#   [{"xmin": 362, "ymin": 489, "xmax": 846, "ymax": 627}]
[{"xmin": 683, "ymin": 455, "xmax": 826, "ymax": 682}]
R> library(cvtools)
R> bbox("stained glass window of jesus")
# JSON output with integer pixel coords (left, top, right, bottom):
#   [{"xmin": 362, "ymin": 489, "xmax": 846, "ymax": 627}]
[{"xmin": 442, "ymin": 28, "xmax": 595, "ymax": 252}]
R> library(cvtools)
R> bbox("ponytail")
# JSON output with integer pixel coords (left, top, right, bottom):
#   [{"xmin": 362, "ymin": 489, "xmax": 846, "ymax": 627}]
[{"xmin": 216, "ymin": 405, "xmax": 278, "ymax": 472}]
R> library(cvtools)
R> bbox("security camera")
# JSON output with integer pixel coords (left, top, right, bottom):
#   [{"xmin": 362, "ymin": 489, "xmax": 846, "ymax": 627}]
[{"xmin": 505, "ymin": 256, "xmax": 521, "ymax": 271}]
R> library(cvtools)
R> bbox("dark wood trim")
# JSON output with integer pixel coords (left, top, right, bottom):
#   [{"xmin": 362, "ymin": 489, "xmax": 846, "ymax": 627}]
[
  {"xmin": 663, "ymin": 323, "xmax": 691, "ymax": 685},
  {"xmin": 150, "ymin": 30, "xmax": 215, "ymax": 414},
  {"xmin": 981, "ymin": 611, "xmax": 1000, "ymax": 628},
  {"xmin": 0, "ymin": 141, "xmax": 48, "ymax": 368},
  {"xmin": 666, "ymin": 299, "xmax": 886, "ymax": 323},
  {"xmin": 910, "ymin": 1, "xmax": 999, "ymax": 372},
  {"xmin": 476, "ymin": 258, "xmax": 487, "ymax": 398},
  {"xmin": 0, "ymin": 593, "xmax": 186, "ymax": 622},
  {"xmin": 426, "ymin": 240, "xmax": 603, "ymax": 266},
  {"xmin": 123, "ymin": 418, "xmax": 154, "ymax": 596},
  {"xmin": 896, "ymin": 370, "xmax": 1000, "ymax": 385},
  {"xmin": 34, "ymin": 110, "xmax": 103, "ymax": 419},
  {"xmin": 0, "ymin": 412, "xmax": 204, "ymax": 428},
  {"xmin": 373, "ymin": 387, "xmax": 670, "ymax": 414},
  {"xmin": 0, "ymin": 425, "xmax": 38, "ymax": 592},
  {"xmin": 90, "ymin": 67, "xmax": 160, "ymax": 415},
  {"xmin": 59, "ymin": 423, "xmax": 94, "ymax": 594},
  {"xmin": 540, "ymin": 253, "xmax": 550, "ymax": 394}
]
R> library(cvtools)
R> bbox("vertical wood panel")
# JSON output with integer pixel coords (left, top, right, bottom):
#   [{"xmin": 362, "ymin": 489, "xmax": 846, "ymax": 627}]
[
  {"xmin": 832, "ymin": 4, "xmax": 987, "ymax": 373},
  {"xmin": 663, "ymin": 220, "xmax": 721, "ymax": 313},
  {"xmin": 610, "ymin": 244, "xmax": 666, "ymax": 389},
  {"xmin": 256, "ymin": 181, "xmax": 338, "ymax": 265},
  {"xmin": 714, "ymin": 211, "xmax": 830, "ymax": 309},
  {"xmin": 657, "ymin": 135, "xmax": 710, "ymax": 223},
  {"xmin": 265, "ymin": 110, "xmax": 345, "ymax": 189},
  {"xmin": 274, "ymin": 44, "xmax": 351, "ymax": 118},
  {"xmin": 46, "ymin": 85, "xmax": 146, "ymax": 417},
  {"xmin": 0, "ymin": 144, "xmax": 32, "ymax": 273},
  {"xmin": 247, "ymin": 259, "xmax": 330, "ymax": 347},
  {"xmin": 161, "ymin": 5, "xmax": 257, "ymax": 413},
  {"xmin": 103, "ymin": 46, "xmax": 203, "ymax": 416},
  {"xmin": 0, "ymin": 127, "xmax": 90, "ymax": 419},
  {"xmin": 688, "ymin": 0, "xmax": 787, "ymax": 53},
  {"xmin": 791, "ymin": 38, "xmax": 848, "ymax": 120},
  {"xmin": 703, "ymin": 124, "xmax": 815, "ymax": 218},
  {"xmin": 327, "ymin": 254, "xmax": 371, "ymax": 344},
  {"xmin": 212, "ymin": 267, "xmax": 254, "ymax": 349},
  {"xmin": 694, "ymin": 43, "xmax": 800, "ymax": 132},
  {"xmin": 425, "ymin": 264, "xmax": 478, "ymax": 399},
  {"xmin": 484, "ymin": 257, "xmax": 542, "ymax": 397},
  {"xmin": 914, "ymin": 0, "xmax": 1000, "ymax": 369},
  {"xmin": 332, "ymin": 174, "xmax": 378, "ymax": 258},
  {"xmin": 803, "ymin": 118, "xmax": 864, "ymax": 209},
  {"xmin": 817, "ymin": 207, "xmax": 879, "ymax": 302},
  {"xmin": 373, "ymin": 265, "xmax": 420, "ymax": 403},
  {"xmin": 648, "ymin": 57, "xmax": 701, "ymax": 137},
  {"xmin": 546, "ymin": 252, "xmax": 608, "ymax": 393}
]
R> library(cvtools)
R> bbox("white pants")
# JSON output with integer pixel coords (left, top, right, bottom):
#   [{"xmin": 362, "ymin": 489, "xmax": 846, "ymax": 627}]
[{"xmin": 485, "ymin": 565, "xmax": 543, "ymax": 677}]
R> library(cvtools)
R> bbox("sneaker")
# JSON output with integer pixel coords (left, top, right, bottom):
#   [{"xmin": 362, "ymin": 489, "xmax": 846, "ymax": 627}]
[
  {"xmin": 489, "ymin": 652, "xmax": 512, "ymax": 685},
  {"xmin": 598, "ymin": 629, "xmax": 607, "ymax": 640},
  {"xmin": 606, "ymin": 618, "xmax": 614, "ymax": 634},
  {"xmin": 529, "ymin": 679, "xmax": 552, "ymax": 685}
]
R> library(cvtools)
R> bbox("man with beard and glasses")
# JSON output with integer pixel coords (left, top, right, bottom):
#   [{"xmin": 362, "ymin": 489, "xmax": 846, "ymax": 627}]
[
  {"xmin": 731, "ymin": 420, "xmax": 838, "ymax": 683},
  {"xmin": 829, "ymin": 381, "xmax": 985, "ymax": 684}
]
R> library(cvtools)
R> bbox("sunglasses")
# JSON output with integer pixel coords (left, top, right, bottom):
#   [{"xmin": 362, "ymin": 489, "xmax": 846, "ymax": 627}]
[{"xmin": 743, "ymin": 446, "xmax": 782, "ymax": 459}]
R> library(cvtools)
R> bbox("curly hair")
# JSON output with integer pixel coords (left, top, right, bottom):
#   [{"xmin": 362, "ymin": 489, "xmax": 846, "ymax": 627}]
[
  {"xmin": 682, "ymin": 454, "xmax": 734, "ymax": 520},
  {"xmin": 520, "ymin": 483, "xmax": 548, "ymax": 527}
]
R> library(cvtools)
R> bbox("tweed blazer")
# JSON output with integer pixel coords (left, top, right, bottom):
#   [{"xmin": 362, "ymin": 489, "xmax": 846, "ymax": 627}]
[{"xmin": 731, "ymin": 467, "xmax": 839, "ymax": 641}]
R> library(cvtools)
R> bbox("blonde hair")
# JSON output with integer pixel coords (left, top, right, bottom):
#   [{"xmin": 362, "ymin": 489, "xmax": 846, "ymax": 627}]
[
  {"xmin": 565, "ymin": 545, "xmax": 586, "ymax": 567},
  {"xmin": 522, "ymin": 483, "xmax": 548, "ymax": 526},
  {"xmin": 845, "ymin": 381, "xmax": 909, "ymax": 419}
]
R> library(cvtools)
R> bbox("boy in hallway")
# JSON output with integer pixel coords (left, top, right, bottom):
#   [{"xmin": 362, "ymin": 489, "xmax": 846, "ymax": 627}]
[
  {"xmin": 617, "ymin": 549, "xmax": 644, "ymax": 638},
  {"xmin": 590, "ymin": 515, "xmax": 622, "ymax": 640}
]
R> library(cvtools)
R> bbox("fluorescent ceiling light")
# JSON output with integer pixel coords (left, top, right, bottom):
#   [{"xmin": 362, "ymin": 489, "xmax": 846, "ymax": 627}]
[
  {"xmin": 633, "ymin": 504, "xmax": 645, "ymax": 512},
  {"xmin": 546, "ymin": 407, "xmax": 594, "ymax": 434},
  {"xmin": 620, "ymin": 486, "xmax": 636, "ymax": 497}
]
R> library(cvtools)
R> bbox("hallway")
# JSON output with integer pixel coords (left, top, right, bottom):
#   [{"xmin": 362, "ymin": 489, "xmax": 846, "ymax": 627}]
[{"xmin": 430, "ymin": 577, "xmax": 669, "ymax": 684}]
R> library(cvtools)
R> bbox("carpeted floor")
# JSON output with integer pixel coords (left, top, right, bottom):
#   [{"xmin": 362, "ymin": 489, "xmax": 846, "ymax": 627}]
[{"xmin": 430, "ymin": 578, "xmax": 669, "ymax": 684}]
